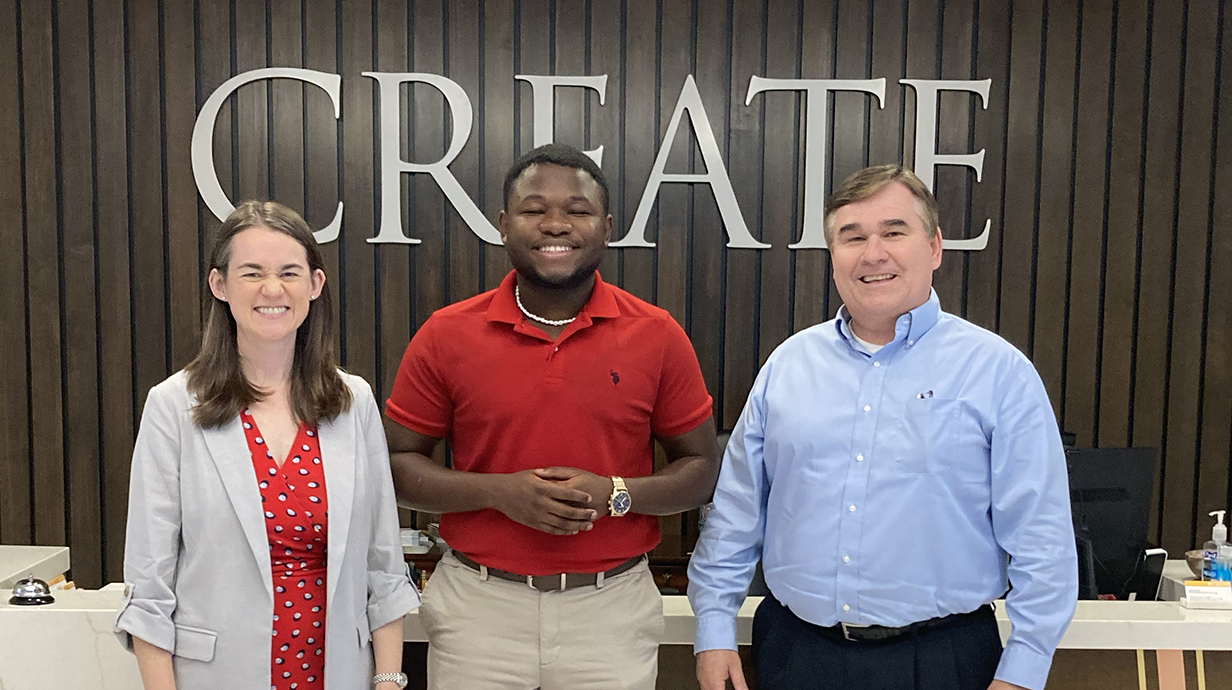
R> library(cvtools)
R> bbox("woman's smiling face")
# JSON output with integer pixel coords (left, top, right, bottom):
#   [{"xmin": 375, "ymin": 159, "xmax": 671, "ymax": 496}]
[{"xmin": 208, "ymin": 225, "xmax": 325, "ymax": 348}]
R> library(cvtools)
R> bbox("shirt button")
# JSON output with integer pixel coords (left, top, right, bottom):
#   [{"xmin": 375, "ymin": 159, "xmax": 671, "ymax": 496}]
[
  {"xmin": 856, "ymin": 454, "xmax": 864, "ymax": 462},
  {"xmin": 843, "ymin": 555, "xmax": 851, "ymax": 563},
  {"xmin": 873, "ymin": 361, "xmax": 881, "ymax": 368},
  {"xmin": 908, "ymin": 339, "xmax": 915, "ymax": 346},
  {"xmin": 843, "ymin": 604, "xmax": 850, "ymax": 612},
  {"xmin": 863, "ymin": 405, "xmax": 871, "ymax": 412},
  {"xmin": 849, "ymin": 504, "xmax": 856, "ymax": 512},
  {"xmin": 554, "ymin": 346, "xmax": 559, "ymax": 352}
]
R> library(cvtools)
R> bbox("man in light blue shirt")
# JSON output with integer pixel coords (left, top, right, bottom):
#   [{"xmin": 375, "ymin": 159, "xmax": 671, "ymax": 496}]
[{"xmin": 689, "ymin": 165, "xmax": 1077, "ymax": 690}]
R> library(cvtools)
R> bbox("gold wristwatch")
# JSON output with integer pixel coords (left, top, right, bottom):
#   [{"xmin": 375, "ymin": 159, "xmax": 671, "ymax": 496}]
[{"xmin": 608, "ymin": 476, "xmax": 631, "ymax": 517}]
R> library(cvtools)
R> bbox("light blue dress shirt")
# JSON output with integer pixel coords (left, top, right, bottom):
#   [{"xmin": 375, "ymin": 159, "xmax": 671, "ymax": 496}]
[{"xmin": 688, "ymin": 291, "xmax": 1077, "ymax": 690}]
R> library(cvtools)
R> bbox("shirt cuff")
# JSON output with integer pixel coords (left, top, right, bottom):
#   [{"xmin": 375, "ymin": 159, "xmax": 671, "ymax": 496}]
[
  {"xmin": 113, "ymin": 589, "xmax": 175, "ymax": 655},
  {"xmin": 693, "ymin": 613, "xmax": 739, "ymax": 654},
  {"xmin": 995, "ymin": 639, "xmax": 1056, "ymax": 690},
  {"xmin": 366, "ymin": 563, "xmax": 423, "ymax": 630}
]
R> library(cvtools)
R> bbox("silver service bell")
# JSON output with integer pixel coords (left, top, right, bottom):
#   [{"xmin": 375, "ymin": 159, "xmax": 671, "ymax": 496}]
[{"xmin": 9, "ymin": 577, "xmax": 55, "ymax": 605}]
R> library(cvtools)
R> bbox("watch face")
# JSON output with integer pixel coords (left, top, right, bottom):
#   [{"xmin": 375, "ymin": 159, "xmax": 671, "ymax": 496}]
[{"xmin": 612, "ymin": 492, "xmax": 631, "ymax": 514}]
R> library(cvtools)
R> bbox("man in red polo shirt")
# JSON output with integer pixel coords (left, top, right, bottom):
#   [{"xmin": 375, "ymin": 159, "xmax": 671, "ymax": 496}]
[{"xmin": 384, "ymin": 143, "xmax": 719, "ymax": 690}]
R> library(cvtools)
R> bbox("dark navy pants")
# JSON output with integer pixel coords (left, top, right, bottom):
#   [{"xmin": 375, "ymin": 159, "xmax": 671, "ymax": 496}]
[{"xmin": 752, "ymin": 592, "xmax": 1003, "ymax": 690}]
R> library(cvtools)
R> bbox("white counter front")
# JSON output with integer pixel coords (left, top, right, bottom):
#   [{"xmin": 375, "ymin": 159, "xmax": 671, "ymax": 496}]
[
  {"xmin": 4, "ymin": 586, "xmax": 1231, "ymax": 689},
  {"xmin": 400, "ymin": 595, "xmax": 1232, "ymax": 651},
  {"xmin": 0, "ymin": 585, "xmax": 142, "ymax": 690}
]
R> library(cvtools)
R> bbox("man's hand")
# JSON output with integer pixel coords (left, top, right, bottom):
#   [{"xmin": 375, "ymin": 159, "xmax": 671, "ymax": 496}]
[
  {"xmin": 534, "ymin": 466, "xmax": 615, "ymax": 514},
  {"xmin": 988, "ymin": 681, "xmax": 1028, "ymax": 690},
  {"xmin": 494, "ymin": 469, "xmax": 599, "ymax": 535},
  {"xmin": 696, "ymin": 650, "xmax": 748, "ymax": 690}
]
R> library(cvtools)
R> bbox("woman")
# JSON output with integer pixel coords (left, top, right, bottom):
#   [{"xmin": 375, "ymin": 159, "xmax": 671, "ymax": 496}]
[{"xmin": 115, "ymin": 201, "xmax": 419, "ymax": 690}]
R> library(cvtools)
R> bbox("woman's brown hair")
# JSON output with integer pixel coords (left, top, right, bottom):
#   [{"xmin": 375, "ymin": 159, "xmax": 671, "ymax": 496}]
[{"xmin": 185, "ymin": 200, "xmax": 351, "ymax": 428}]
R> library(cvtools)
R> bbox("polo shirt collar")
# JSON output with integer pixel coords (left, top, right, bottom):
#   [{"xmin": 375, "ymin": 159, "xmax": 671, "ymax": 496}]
[
  {"xmin": 835, "ymin": 288, "xmax": 941, "ymax": 352},
  {"xmin": 487, "ymin": 270, "xmax": 620, "ymax": 325}
]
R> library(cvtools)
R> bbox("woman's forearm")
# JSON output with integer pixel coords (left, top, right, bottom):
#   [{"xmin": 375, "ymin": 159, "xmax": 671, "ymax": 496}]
[
  {"xmin": 371, "ymin": 616, "xmax": 405, "ymax": 685},
  {"xmin": 132, "ymin": 636, "xmax": 176, "ymax": 690}
]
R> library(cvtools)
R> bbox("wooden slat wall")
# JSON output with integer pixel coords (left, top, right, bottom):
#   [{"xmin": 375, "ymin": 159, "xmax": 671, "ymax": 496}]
[{"xmin": 0, "ymin": 0, "xmax": 1229, "ymax": 587}]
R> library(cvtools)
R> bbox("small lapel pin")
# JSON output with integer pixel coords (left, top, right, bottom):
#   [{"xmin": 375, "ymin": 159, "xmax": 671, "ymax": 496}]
[{"xmin": 917, "ymin": 390, "xmax": 933, "ymax": 399}]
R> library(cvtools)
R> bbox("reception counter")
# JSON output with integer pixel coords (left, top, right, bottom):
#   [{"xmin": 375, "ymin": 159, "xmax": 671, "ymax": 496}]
[
  {"xmin": 3, "ymin": 565, "xmax": 1230, "ymax": 689},
  {"xmin": 395, "ymin": 592, "xmax": 1232, "ymax": 651},
  {"xmin": 0, "ymin": 584, "xmax": 143, "ymax": 690},
  {"xmin": 0, "ymin": 545, "xmax": 71, "ymax": 590}
]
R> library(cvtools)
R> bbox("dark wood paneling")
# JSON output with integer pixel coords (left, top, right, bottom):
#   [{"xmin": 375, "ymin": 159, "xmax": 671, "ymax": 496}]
[
  {"xmin": 235, "ymin": 0, "xmax": 270, "ymax": 202},
  {"xmin": 997, "ymin": 0, "xmax": 1044, "ymax": 354},
  {"xmin": 689, "ymin": 0, "xmax": 726, "ymax": 415},
  {"xmin": 618, "ymin": 0, "xmax": 655, "ymax": 302},
  {"xmin": 552, "ymin": 1, "xmax": 588, "ymax": 160},
  {"xmin": 721, "ymin": 0, "xmax": 763, "ymax": 429},
  {"xmin": 165, "ymin": 0, "xmax": 200, "ymax": 371},
  {"xmin": 303, "ymin": 0, "xmax": 342, "ymax": 359},
  {"xmin": 0, "ymin": 0, "xmax": 31, "ymax": 545},
  {"xmin": 375, "ymin": 0, "xmax": 410, "ymax": 403},
  {"xmin": 1098, "ymin": 0, "xmax": 1150, "ymax": 448},
  {"xmin": 126, "ymin": 0, "xmax": 168, "ymax": 427},
  {"xmin": 339, "ymin": 0, "xmax": 377, "ymax": 385},
  {"xmin": 481, "ymin": 0, "xmax": 515, "ymax": 291},
  {"xmin": 21, "ymin": 0, "xmax": 66, "ymax": 548},
  {"xmin": 790, "ymin": 0, "xmax": 834, "ymax": 334},
  {"xmin": 590, "ymin": 0, "xmax": 622, "ymax": 289},
  {"xmin": 964, "ymin": 0, "xmax": 1011, "ymax": 333},
  {"xmin": 937, "ymin": 0, "xmax": 975, "ymax": 317},
  {"xmin": 655, "ymin": 0, "xmax": 692, "ymax": 327},
  {"xmin": 446, "ymin": 0, "xmax": 482, "ymax": 306},
  {"xmin": 868, "ymin": 0, "xmax": 905, "ymax": 172},
  {"xmin": 1063, "ymin": 0, "xmax": 1114, "ymax": 448},
  {"xmin": 758, "ymin": 0, "xmax": 801, "ymax": 365},
  {"xmin": 93, "ymin": 0, "xmax": 133, "ymax": 581},
  {"xmin": 1161, "ymin": 0, "xmax": 1220, "ymax": 552},
  {"xmin": 1134, "ymin": 0, "xmax": 1185, "ymax": 546},
  {"xmin": 3, "ymin": 0, "xmax": 1232, "ymax": 584},
  {"xmin": 270, "ymin": 0, "xmax": 306, "ymax": 213},
  {"xmin": 1198, "ymin": 0, "xmax": 1232, "ymax": 531},
  {"xmin": 57, "ymin": 0, "xmax": 103, "ymax": 589},
  {"xmin": 407, "ymin": 0, "xmax": 447, "ymax": 397},
  {"xmin": 1025, "ymin": 0, "xmax": 1074, "ymax": 413}
]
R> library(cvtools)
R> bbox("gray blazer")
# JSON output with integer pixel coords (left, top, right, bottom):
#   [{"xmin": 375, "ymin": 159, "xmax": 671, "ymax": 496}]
[{"xmin": 114, "ymin": 370, "xmax": 420, "ymax": 689}]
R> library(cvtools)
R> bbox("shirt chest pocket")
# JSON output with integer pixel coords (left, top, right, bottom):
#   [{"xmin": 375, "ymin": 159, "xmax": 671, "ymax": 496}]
[
  {"xmin": 896, "ymin": 397, "xmax": 989, "ymax": 482},
  {"xmin": 896, "ymin": 397, "xmax": 957, "ymax": 475}
]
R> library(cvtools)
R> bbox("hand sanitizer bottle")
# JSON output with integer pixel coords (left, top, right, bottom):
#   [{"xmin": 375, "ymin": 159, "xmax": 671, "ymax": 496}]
[
  {"xmin": 1203, "ymin": 510, "xmax": 1227, "ymax": 580},
  {"xmin": 1217, "ymin": 544, "xmax": 1232, "ymax": 582}
]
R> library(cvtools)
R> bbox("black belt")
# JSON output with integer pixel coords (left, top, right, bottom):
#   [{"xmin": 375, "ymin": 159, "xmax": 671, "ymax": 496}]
[
  {"xmin": 451, "ymin": 551, "xmax": 645, "ymax": 592},
  {"xmin": 815, "ymin": 604, "xmax": 995, "ymax": 643}
]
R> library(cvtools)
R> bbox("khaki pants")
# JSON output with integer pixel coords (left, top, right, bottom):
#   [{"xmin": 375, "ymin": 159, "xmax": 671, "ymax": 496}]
[{"xmin": 419, "ymin": 550, "xmax": 664, "ymax": 690}]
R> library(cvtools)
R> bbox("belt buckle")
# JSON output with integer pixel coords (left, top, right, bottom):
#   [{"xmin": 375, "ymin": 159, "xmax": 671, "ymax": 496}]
[
  {"xmin": 840, "ymin": 622, "xmax": 870, "ymax": 642},
  {"xmin": 527, "ymin": 573, "xmax": 569, "ymax": 591}
]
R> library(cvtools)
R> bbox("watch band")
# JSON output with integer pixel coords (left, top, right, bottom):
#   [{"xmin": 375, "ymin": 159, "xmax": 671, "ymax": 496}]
[
  {"xmin": 373, "ymin": 672, "xmax": 408, "ymax": 688},
  {"xmin": 609, "ymin": 476, "xmax": 630, "ymax": 517}
]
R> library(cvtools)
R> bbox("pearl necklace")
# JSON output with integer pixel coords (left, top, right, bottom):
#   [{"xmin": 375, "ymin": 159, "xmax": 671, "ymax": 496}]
[{"xmin": 515, "ymin": 284, "xmax": 577, "ymax": 327}]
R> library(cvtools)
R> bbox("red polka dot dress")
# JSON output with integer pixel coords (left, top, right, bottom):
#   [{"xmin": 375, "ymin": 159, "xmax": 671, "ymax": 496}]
[{"xmin": 241, "ymin": 408, "xmax": 329, "ymax": 690}]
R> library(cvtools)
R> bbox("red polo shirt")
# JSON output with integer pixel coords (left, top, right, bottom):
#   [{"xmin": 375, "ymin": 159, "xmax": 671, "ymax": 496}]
[{"xmin": 386, "ymin": 271, "xmax": 713, "ymax": 575}]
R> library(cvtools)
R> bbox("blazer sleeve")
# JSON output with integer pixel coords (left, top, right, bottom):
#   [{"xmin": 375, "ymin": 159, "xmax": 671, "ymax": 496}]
[
  {"xmin": 113, "ymin": 381, "xmax": 184, "ymax": 654},
  {"xmin": 357, "ymin": 381, "xmax": 422, "ymax": 630}
]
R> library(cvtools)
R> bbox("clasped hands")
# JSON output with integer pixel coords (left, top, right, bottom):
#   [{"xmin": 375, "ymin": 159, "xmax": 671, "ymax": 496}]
[{"xmin": 496, "ymin": 466, "xmax": 614, "ymax": 535}]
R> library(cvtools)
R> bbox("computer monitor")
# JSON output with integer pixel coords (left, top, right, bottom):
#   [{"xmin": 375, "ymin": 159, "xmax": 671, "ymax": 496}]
[{"xmin": 1066, "ymin": 447, "xmax": 1157, "ymax": 600}]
